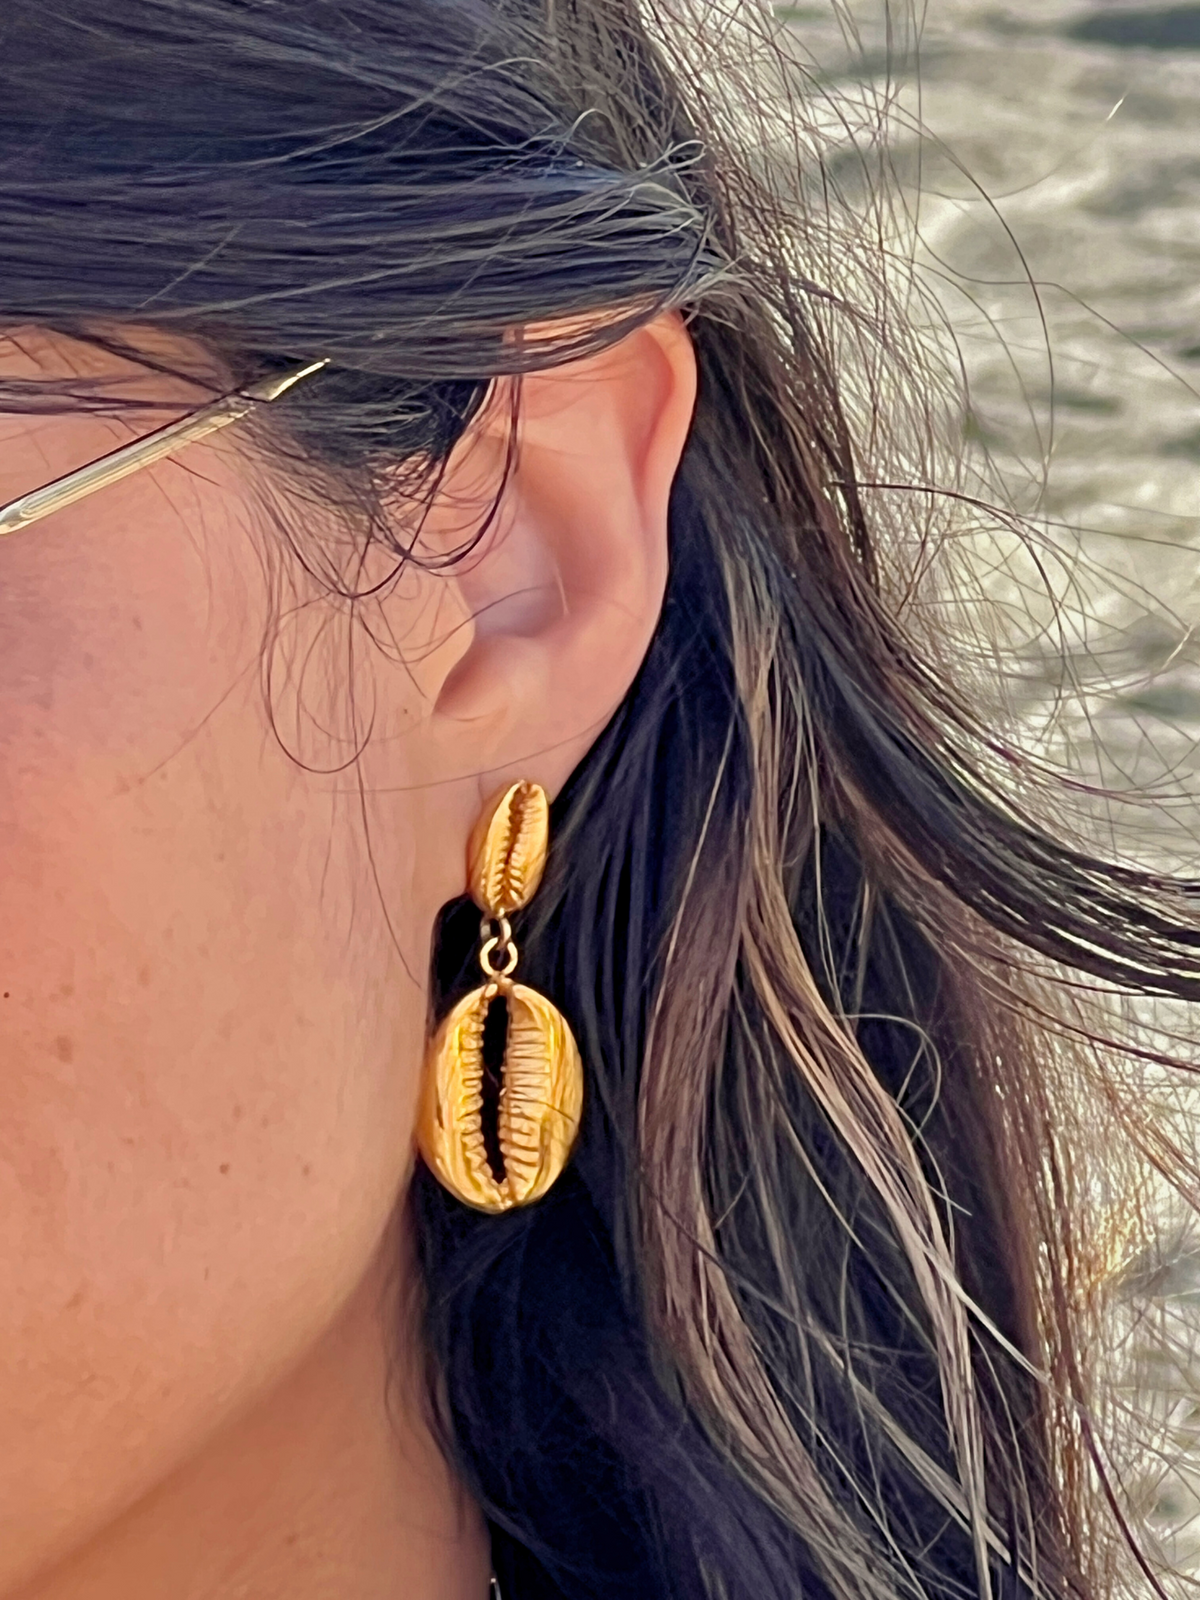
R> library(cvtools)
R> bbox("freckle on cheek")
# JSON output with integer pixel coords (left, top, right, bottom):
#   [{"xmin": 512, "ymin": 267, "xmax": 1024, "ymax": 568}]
[{"xmin": 53, "ymin": 1035, "xmax": 74, "ymax": 1064}]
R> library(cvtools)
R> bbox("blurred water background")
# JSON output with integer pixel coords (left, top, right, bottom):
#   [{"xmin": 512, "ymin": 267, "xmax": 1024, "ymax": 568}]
[
  {"xmin": 776, "ymin": 0, "xmax": 1200, "ymax": 1578},
  {"xmin": 786, "ymin": 0, "xmax": 1200, "ymax": 857}
]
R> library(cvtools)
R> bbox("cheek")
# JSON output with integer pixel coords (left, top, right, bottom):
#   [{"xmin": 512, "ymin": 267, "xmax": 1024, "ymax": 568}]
[{"xmin": 0, "ymin": 480, "xmax": 426, "ymax": 1578}]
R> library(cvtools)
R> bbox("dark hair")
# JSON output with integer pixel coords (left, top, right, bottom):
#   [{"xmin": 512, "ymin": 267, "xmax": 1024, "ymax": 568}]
[{"xmin": 2, "ymin": 2, "xmax": 1196, "ymax": 1596}]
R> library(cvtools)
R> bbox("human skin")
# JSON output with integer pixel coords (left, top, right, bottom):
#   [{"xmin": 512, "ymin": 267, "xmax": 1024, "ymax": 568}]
[{"xmin": 0, "ymin": 318, "xmax": 696, "ymax": 1599}]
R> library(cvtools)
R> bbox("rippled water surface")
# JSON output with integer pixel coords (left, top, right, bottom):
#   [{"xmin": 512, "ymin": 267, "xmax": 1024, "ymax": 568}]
[
  {"xmin": 786, "ymin": 0, "xmax": 1200, "ymax": 863},
  {"xmin": 780, "ymin": 0, "xmax": 1200, "ymax": 1572}
]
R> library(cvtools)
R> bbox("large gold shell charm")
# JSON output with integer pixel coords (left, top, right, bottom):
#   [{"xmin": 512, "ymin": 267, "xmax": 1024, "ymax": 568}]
[
  {"xmin": 418, "ymin": 782, "xmax": 585, "ymax": 1213},
  {"xmin": 420, "ymin": 980, "xmax": 583, "ymax": 1211}
]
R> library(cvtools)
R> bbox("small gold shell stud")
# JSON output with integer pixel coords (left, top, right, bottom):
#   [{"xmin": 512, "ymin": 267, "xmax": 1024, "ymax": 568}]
[
  {"xmin": 418, "ymin": 781, "xmax": 584, "ymax": 1213},
  {"xmin": 467, "ymin": 778, "xmax": 549, "ymax": 918}
]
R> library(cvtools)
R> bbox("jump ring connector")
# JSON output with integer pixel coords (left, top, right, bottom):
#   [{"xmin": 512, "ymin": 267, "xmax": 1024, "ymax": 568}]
[{"xmin": 479, "ymin": 912, "xmax": 519, "ymax": 979}]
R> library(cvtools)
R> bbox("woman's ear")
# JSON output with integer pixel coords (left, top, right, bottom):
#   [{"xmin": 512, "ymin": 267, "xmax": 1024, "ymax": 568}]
[{"xmin": 416, "ymin": 312, "xmax": 696, "ymax": 803}]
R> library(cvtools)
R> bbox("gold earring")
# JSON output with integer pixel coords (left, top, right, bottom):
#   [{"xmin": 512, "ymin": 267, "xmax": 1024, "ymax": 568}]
[{"xmin": 417, "ymin": 781, "xmax": 584, "ymax": 1213}]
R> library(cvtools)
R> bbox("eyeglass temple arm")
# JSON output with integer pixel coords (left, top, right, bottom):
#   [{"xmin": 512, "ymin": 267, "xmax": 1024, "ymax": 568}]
[{"xmin": 0, "ymin": 358, "xmax": 329, "ymax": 538}]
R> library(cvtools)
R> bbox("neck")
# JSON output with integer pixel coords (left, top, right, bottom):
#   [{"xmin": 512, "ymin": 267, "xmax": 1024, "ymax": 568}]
[{"xmin": 14, "ymin": 1226, "xmax": 491, "ymax": 1600}]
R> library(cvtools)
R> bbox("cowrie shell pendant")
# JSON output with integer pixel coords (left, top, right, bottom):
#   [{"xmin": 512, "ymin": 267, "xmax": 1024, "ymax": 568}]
[{"xmin": 418, "ymin": 782, "xmax": 584, "ymax": 1213}]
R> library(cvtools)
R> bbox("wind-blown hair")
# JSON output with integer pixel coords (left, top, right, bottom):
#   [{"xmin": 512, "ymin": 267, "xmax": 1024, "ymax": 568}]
[{"xmin": 1, "ymin": 2, "xmax": 1196, "ymax": 1596}]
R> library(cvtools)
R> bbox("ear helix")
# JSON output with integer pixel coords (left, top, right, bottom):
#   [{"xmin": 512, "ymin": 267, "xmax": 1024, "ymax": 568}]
[{"xmin": 417, "ymin": 781, "xmax": 584, "ymax": 1212}]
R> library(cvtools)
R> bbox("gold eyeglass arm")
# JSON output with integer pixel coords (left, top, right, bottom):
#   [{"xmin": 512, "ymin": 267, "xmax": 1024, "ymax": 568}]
[{"xmin": 0, "ymin": 357, "xmax": 329, "ymax": 538}]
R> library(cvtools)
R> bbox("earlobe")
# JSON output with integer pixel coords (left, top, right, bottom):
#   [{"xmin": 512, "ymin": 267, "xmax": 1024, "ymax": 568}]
[{"xmin": 425, "ymin": 313, "xmax": 697, "ymax": 797}]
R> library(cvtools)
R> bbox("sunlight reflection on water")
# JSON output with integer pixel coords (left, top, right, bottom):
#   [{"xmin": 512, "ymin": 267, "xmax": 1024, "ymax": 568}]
[
  {"xmin": 795, "ymin": 0, "xmax": 1200, "ymax": 862},
  {"xmin": 783, "ymin": 0, "xmax": 1200, "ymax": 1574}
]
